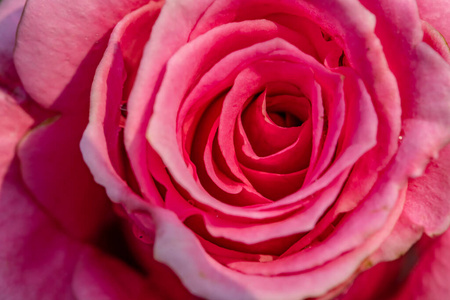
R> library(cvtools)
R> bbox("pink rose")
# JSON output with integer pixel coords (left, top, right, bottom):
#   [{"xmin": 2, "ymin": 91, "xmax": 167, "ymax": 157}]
[{"xmin": 1, "ymin": 0, "xmax": 450, "ymax": 299}]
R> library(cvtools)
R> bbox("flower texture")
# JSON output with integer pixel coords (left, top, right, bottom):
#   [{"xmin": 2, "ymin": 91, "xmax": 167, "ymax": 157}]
[{"xmin": 1, "ymin": 0, "xmax": 450, "ymax": 299}]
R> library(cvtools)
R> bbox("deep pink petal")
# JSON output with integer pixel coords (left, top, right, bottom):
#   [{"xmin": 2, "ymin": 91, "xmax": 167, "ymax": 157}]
[
  {"xmin": 302, "ymin": 69, "xmax": 345, "ymax": 185},
  {"xmin": 18, "ymin": 113, "xmax": 113, "ymax": 240},
  {"xmin": 240, "ymin": 91, "xmax": 307, "ymax": 159},
  {"xmin": 220, "ymin": 183, "xmax": 405, "ymax": 277},
  {"xmin": 240, "ymin": 165, "xmax": 307, "ymax": 200},
  {"xmin": 264, "ymin": 67, "xmax": 376, "ymax": 211},
  {"xmin": 337, "ymin": 259, "xmax": 404, "ymax": 300},
  {"xmin": 0, "ymin": 163, "xmax": 81, "ymax": 300},
  {"xmin": 72, "ymin": 248, "xmax": 165, "ymax": 300},
  {"xmin": 395, "ymin": 228, "xmax": 450, "ymax": 300},
  {"xmin": 217, "ymin": 60, "xmax": 320, "ymax": 191},
  {"xmin": 0, "ymin": 166, "xmax": 160, "ymax": 300},
  {"xmin": 307, "ymin": 0, "xmax": 402, "ymax": 175}
]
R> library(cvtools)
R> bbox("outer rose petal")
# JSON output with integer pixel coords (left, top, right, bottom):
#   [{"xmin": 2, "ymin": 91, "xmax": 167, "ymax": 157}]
[
  {"xmin": 0, "ymin": 167, "xmax": 81, "ymax": 300},
  {"xmin": 394, "ymin": 229, "xmax": 450, "ymax": 300},
  {"xmin": 14, "ymin": 0, "xmax": 150, "ymax": 112},
  {"xmin": 17, "ymin": 112, "xmax": 114, "ymax": 240},
  {"xmin": 403, "ymin": 145, "xmax": 450, "ymax": 236}
]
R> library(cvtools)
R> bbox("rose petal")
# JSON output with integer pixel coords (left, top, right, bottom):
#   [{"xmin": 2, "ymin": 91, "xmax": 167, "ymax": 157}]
[
  {"xmin": 0, "ymin": 155, "xmax": 81, "ymax": 299},
  {"xmin": 222, "ymin": 181, "xmax": 406, "ymax": 276},
  {"xmin": 18, "ymin": 113, "xmax": 113, "ymax": 240},
  {"xmin": 0, "ymin": 193, "xmax": 80, "ymax": 300},
  {"xmin": 395, "ymin": 228, "xmax": 450, "ymax": 300},
  {"xmin": 236, "ymin": 114, "xmax": 312, "ymax": 175},
  {"xmin": 240, "ymin": 165, "xmax": 307, "ymax": 200},
  {"xmin": 14, "ymin": 0, "xmax": 149, "ymax": 112},
  {"xmin": 301, "ymin": 68, "xmax": 345, "ymax": 185},
  {"xmin": 403, "ymin": 145, "xmax": 450, "ymax": 236},
  {"xmin": 264, "ymin": 12, "xmax": 337, "ymax": 63},
  {"xmin": 238, "ymin": 83, "xmax": 309, "ymax": 158}
]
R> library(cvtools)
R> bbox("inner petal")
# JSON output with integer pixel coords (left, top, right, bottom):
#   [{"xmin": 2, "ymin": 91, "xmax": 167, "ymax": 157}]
[
  {"xmin": 241, "ymin": 90, "xmax": 303, "ymax": 156},
  {"xmin": 236, "ymin": 117, "xmax": 313, "ymax": 175}
]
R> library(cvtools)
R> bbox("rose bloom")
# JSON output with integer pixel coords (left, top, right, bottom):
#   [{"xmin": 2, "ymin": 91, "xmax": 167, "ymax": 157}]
[{"xmin": 1, "ymin": 0, "xmax": 450, "ymax": 299}]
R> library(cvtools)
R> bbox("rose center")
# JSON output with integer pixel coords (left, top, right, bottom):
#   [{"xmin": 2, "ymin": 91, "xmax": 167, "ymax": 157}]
[{"xmin": 267, "ymin": 110, "xmax": 303, "ymax": 128}]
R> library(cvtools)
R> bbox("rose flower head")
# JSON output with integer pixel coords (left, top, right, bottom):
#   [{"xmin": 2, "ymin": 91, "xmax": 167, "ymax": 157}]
[{"xmin": 1, "ymin": 0, "xmax": 450, "ymax": 299}]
